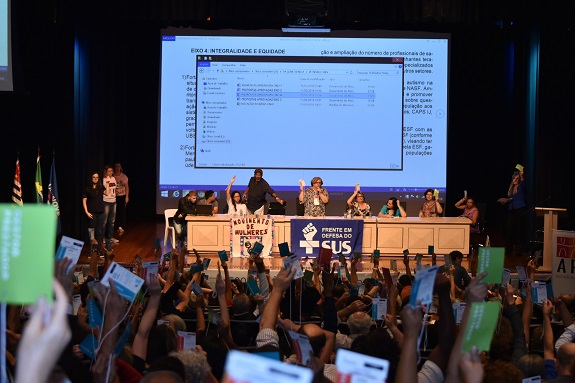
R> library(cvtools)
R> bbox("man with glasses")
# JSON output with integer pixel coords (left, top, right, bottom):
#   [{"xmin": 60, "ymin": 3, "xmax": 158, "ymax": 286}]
[{"xmin": 299, "ymin": 176, "xmax": 329, "ymax": 217}]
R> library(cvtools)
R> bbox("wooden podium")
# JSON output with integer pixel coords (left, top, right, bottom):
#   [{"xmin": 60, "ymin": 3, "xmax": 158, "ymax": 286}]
[{"xmin": 535, "ymin": 207, "xmax": 567, "ymax": 271}]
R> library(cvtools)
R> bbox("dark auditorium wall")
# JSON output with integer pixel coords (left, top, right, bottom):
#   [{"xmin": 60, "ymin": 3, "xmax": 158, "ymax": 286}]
[{"xmin": 1, "ymin": 0, "xmax": 573, "ymax": 245}]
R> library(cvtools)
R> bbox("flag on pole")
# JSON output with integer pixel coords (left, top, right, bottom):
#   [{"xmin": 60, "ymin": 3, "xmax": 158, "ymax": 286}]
[
  {"xmin": 35, "ymin": 149, "xmax": 43, "ymax": 204},
  {"xmin": 48, "ymin": 156, "xmax": 61, "ymax": 235},
  {"xmin": 12, "ymin": 157, "xmax": 23, "ymax": 206}
]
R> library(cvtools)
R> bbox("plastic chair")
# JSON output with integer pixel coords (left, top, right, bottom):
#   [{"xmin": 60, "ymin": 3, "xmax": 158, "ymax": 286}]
[{"xmin": 164, "ymin": 208, "xmax": 178, "ymax": 249}]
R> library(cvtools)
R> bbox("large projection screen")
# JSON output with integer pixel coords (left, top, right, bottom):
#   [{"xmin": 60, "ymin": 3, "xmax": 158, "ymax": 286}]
[
  {"xmin": 157, "ymin": 29, "xmax": 449, "ymax": 216},
  {"xmin": 0, "ymin": 0, "xmax": 13, "ymax": 91}
]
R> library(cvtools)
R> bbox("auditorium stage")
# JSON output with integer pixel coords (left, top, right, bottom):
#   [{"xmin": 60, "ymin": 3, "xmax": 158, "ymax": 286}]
[{"xmin": 76, "ymin": 216, "xmax": 542, "ymax": 279}]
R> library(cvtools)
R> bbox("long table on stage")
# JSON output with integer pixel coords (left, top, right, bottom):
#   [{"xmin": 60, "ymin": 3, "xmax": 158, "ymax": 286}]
[{"xmin": 186, "ymin": 215, "xmax": 471, "ymax": 255}]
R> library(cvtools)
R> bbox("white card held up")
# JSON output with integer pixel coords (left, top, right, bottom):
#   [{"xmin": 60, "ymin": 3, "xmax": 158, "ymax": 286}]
[
  {"xmin": 532, "ymin": 281, "xmax": 547, "ymax": 304},
  {"xmin": 224, "ymin": 350, "xmax": 312, "ymax": 383},
  {"xmin": 141, "ymin": 261, "xmax": 159, "ymax": 284},
  {"xmin": 410, "ymin": 265, "xmax": 439, "ymax": 307},
  {"xmin": 522, "ymin": 376, "xmax": 541, "ymax": 383},
  {"xmin": 335, "ymin": 348, "xmax": 390, "ymax": 383},
  {"xmin": 72, "ymin": 294, "xmax": 82, "ymax": 315},
  {"xmin": 283, "ymin": 254, "xmax": 304, "ymax": 280},
  {"xmin": 55, "ymin": 235, "xmax": 84, "ymax": 273},
  {"xmin": 289, "ymin": 330, "xmax": 314, "ymax": 366},
  {"xmin": 516, "ymin": 266, "xmax": 528, "ymax": 282},
  {"xmin": 177, "ymin": 331, "xmax": 196, "ymax": 351},
  {"xmin": 371, "ymin": 298, "xmax": 387, "ymax": 320},
  {"xmin": 452, "ymin": 302, "xmax": 466, "ymax": 325},
  {"xmin": 502, "ymin": 268, "xmax": 511, "ymax": 287},
  {"xmin": 100, "ymin": 261, "xmax": 144, "ymax": 303}
]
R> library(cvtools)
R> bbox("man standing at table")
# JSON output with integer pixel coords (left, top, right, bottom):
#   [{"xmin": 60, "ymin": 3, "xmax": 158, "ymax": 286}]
[
  {"xmin": 299, "ymin": 176, "xmax": 329, "ymax": 217},
  {"xmin": 242, "ymin": 168, "xmax": 283, "ymax": 215}
]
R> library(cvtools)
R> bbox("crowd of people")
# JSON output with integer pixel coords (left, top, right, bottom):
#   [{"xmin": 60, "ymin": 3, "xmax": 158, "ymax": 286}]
[{"xmin": 4, "ymin": 240, "xmax": 575, "ymax": 383}]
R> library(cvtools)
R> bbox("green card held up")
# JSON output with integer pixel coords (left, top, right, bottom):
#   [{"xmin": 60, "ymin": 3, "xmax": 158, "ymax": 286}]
[
  {"xmin": 477, "ymin": 247, "xmax": 505, "ymax": 284},
  {"xmin": 462, "ymin": 301, "xmax": 501, "ymax": 352},
  {"xmin": 0, "ymin": 204, "xmax": 56, "ymax": 304}
]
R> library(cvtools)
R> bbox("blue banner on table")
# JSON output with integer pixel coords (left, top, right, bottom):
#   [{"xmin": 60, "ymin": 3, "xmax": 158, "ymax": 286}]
[
  {"xmin": 290, "ymin": 219, "xmax": 363, "ymax": 258},
  {"xmin": 230, "ymin": 216, "xmax": 274, "ymax": 257}
]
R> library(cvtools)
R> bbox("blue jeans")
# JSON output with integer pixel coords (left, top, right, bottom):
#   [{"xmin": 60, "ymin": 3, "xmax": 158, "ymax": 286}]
[{"xmin": 103, "ymin": 202, "xmax": 116, "ymax": 249}]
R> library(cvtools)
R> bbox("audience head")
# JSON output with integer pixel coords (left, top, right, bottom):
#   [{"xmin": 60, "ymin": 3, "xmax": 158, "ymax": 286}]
[
  {"xmin": 556, "ymin": 343, "xmax": 575, "ymax": 374},
  {"xmin": 231, "ymin": 293, "xmax": 251, "ymax": 315},
  {"xmin": 161, "ymin": 314, "xmax": 187, "ymax": 333},
  {"xmin": 298, "ymin": 324, "xmax": 326, "ymax": 357},
  {"xmin": 518, "ymin": 353, "xmax": 544, "ymax": 378},
  {"xmin": 300, "ymin": 286, "xmax": 322, "ymax": 315},
  {"xmin": 231, "ymin": 278, "xmax": 245, "ymax": 295},
  {"xmin": 347, "ymin": 312, "xmax": 372, "ymax": 335},
  {"xmin": 332, "ymin": 284, "xmax": 346, "ymax": 299},
  {"xmin": 350, "ymin": 328, "xmax": 400, "ymax": 382},
  {"xmin": 146, "ymin": 356, "xmax": 186, "ymax": 383},
  {"xmin": 170, "ymin": 349, "xmax": 212, "ymax": 383},
  {"xmin": 489, "ymin": 315, "xmax": 513, "ymax": 362},
  {"xmin": 399, "ymin": 274, "xmax": 412, "ymax": 288},
  {"xmin": 449, "ymin": 250, "xmax": 464, "ymax": 265},
  {"xmin": 483, "ymin": 360, "xmax": 525, "ymax": 383},
  {"xmin": 201, "ymin": 334, "xmax": 229, "ymax": 381},
  {"xmin": 147, "ymin": 325, "xmax": 178, "ymax": 365}
]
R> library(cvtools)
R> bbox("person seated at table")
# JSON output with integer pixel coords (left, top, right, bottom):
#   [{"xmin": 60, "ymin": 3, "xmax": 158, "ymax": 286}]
[
  {"xmin": 419, "ymin": 188, "xmax": 443, "ymax": 217},
  {"xmin": 299, "ymin": 176, "xmax": 329, "ymax": 217},
  {"xmin": 455, "ymin": 196, "xmax": 479, "ymax": 233},
  {"xmin": 173, "ymin": 191, "xmax": 198, "ymax": 241},
  {"xmin": 198, "ymin": 190, "xmax": 218, "ymax": 214},
  {"xmin": 346, "ymin": 184, "xmax": 371, "ymax": 217},
  {"xmin": 225, "ymin": 176, "xmax": 248, "ymax": 216},
  {"xmin": 378, "ymin": 197, "xmax": 406, "ymax": 218}
]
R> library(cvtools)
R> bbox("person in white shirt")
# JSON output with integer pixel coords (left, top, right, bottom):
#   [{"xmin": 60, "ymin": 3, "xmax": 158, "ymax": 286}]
[
  {"xmin": 102, "ymin": 165, "xmax": 118, "ymax": 249},
  {"xmin": 226, "ymin": 176, "xmax": 248, "ymax": 216}
]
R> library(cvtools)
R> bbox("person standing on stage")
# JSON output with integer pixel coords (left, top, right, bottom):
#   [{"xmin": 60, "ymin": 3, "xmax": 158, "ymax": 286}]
[
  {"xmin": 102, "ymin": 165, "xmax": 118, "ymax": 249},
  {"xmin": 242, "ymin": 168, "xmax": 284, "ymax": 215},
  {"xmin": 299, "ymin": 176, "xmax": 329, "ymax": 217},
  {"xmin": 113, "ymin": 162, "xmax": 129, "ymax": 235},
  {"xmin": 498, "ymin": 166, "xmax": 527, "ymax": 256},
  {"xmin": 82, "ymin": 172, "xmax": 106, "ymax": 254}
]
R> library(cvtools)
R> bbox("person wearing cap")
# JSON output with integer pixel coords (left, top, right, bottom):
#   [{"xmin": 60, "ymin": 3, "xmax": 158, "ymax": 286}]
[
  {"xmin": 299, "ymin": 176, "xmax": 329, "ymax": 217},
  {"xmin": 242, "ymin": 168, "xmax": 283, "ymax": 215}
]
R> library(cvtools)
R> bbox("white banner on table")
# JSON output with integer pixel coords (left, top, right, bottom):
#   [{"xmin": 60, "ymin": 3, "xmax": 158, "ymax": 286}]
[
  {"xmin": 552, "ymin": 230, "xmax": 575, "ymax": 297},
  {"xmin": 229, "ymin": 216, "xmax": 274, "ymax": 257}
]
